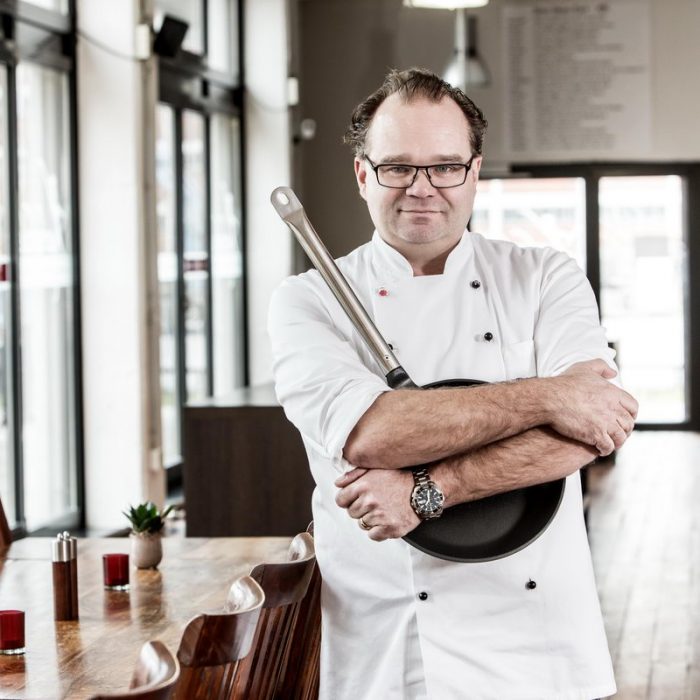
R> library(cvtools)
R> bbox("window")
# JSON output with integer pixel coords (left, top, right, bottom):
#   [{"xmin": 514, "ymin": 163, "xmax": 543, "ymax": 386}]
[
  {"xmin": 24, "ymin": 0, "xmax": 67, "ymax": 13},
  {"xmin": 154, "ymin": 0, "xmax": 245, "ymax": 473},
  {"xmin": 471, "ymin": 178, "xmax": 586, "ymax": 268},
  {"xmin": 153, "ymin": 0, "xmax": 240, "ymax": 76},
  {"xmin": 0, "ymin": 68, "xmax": 14, "ymax": 526},
  {"xmin": 599, "ymin": 176, "xmax": 687, "ymax": 423},
  {"xmin": 156, "ymin": 104, "xmax": 181, "ymax": 468},
  {"xmin": 154, "ymin": 1, "xmax": 204, "ymax": 56},
  {"xmin": 0, "ymin": 3, "xmax": 80, "ymax": 533},
  {"xmin": 473, "ymin": 164, "xmax": 700, "ymax": 429},
  {"xmin": 210, "ymin": 114, "xmax": 245, "ymax": 395},
  {"xmin": 17, "ymin": 63, "xmax": 77, "ymax": 528},
  {"xmin": 182, "ymin": 110, "xmax": 209, "ymax": 402}
]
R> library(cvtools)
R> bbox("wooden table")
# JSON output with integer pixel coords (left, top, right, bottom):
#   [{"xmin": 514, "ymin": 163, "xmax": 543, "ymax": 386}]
[{"xmin": 0, "ymin": 536, "xmax": 292, "ymax": 699}]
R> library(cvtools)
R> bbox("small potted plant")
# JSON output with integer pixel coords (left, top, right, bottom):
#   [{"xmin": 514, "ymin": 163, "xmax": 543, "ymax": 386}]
[{"xmin": 123, "ymin": 502, "xmax": 173, "ymax": 569}]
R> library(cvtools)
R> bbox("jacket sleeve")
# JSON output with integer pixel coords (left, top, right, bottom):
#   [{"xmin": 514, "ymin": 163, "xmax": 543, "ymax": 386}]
[
  {"xmin": 267, "ymin": 275, "xmax": 391, "ymax": 465},
  {"xmin": 534, "ymin": 250, "xmax": 619, "ymax": 383}
]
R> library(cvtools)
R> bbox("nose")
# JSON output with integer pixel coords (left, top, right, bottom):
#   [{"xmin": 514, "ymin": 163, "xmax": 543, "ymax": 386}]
[{"xmin": 405, "ymin": 167, "xmax": 436, "ymax": 196}]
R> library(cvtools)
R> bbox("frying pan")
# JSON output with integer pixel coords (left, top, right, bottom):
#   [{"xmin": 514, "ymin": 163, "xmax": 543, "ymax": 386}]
[{"xmin": 271, "ymin": 186, "xmax": 565, "ymax": 562}]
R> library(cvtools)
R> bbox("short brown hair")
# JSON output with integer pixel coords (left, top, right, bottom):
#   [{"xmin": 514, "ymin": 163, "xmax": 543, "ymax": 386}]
[{"xmin": 344, "ymin": 67, "xmax": 488, "ymax": 158}]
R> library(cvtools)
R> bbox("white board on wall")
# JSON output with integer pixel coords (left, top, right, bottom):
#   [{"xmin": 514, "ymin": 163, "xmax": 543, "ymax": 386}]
[{"xmin": 503, "ymin": 0, "xmax": 652, "ymax": 161}]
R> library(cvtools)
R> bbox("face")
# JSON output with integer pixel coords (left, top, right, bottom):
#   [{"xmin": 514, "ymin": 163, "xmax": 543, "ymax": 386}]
[{"xmin": 354, "ymin": 94, "xmax": 482, "ymax": 257}]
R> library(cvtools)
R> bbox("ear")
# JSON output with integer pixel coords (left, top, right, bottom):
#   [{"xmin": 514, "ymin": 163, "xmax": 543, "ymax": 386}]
[
  {"xmin": 469, "ymin": 156, "xmax": 483, "ymax": 184},
  {"xmin": 354, "ymin": 157, "xmax": 368, "ymax": 201}
]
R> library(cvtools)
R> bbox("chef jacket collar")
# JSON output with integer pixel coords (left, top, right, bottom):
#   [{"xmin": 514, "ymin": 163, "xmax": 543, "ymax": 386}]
[{"xmin": 371, "ymin": 229, "xmax": 473, "ymax": 279}]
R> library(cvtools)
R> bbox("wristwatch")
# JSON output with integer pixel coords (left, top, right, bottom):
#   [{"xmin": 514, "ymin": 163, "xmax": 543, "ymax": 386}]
[{"xmin": 410, "ymin": 468, "xmax": 445, "ymax": 520}]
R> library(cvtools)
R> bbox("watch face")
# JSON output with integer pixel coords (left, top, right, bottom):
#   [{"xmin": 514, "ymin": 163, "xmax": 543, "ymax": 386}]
[{"xmin": 413, "ymin": 485, "xmax": 445, "ymax": 514}]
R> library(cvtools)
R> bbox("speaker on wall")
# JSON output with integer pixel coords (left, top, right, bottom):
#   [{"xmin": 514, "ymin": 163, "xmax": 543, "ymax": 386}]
[{"xmin": 153, "ymin": 15, "xmax": 189, "ymax": 58}]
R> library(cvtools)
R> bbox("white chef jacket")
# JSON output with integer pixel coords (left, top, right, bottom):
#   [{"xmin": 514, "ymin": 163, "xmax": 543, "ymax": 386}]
[{"xmin": 268, "ymin": 230, "xmax": 617, "ymax": 700}]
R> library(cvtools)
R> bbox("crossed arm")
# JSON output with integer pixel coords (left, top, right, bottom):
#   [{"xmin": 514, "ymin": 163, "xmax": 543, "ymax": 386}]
[{"xmin": 335, "ymin": 360, "xmax": 638, "ymax": 541}]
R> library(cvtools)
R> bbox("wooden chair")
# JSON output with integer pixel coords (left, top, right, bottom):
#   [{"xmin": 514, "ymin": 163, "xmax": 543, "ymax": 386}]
[
  {"xmin": 229, "ymin": 531, "xmax": 317, "ymax": 699},
  {"xmin": 174, "ymin": 575, "xmax": 265, "ymax": 700},
  {"xmin": 275, "ymin": 523, "xmax": 322, "ymax": 700},
  {"xmin": 90, "ymin": 640, "xmax": 180, "ymax": 700},
  {"xmin": 0, "ymin": 490, "xmax": 12, "ymax": 549}
]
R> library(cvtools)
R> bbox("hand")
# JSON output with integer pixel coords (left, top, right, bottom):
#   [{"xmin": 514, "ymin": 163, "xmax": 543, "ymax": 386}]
[
  {"xmin": 334, "ymin": 468, "xmax": 420, "ymax": 541},
  {"xmin": 548, "ymin": 359, "xmax": 638, "ymax": 456}
]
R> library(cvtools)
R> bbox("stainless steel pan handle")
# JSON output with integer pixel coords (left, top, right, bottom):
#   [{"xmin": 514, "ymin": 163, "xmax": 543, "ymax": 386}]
[{"xmin": 271, "ymin": 186, "xmax": 413, "ymax": 386}]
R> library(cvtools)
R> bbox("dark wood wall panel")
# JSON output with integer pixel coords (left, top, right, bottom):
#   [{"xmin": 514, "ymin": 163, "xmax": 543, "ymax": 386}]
[{"xmin": 184, "ymin": 395, "xmax": 314, "ymax": 537}]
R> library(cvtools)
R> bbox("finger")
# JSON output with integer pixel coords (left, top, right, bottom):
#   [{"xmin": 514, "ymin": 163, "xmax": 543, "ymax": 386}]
[
  {"xmin": 600, "ymin": 366, "xmax": 618, "ymax": 379},
  {"xmin": 335, "ymin": 483, "xmax": 360, "ymax": 509},
  {"xmin": 595, "ymin": 434, "xmax": 615, "ymax": 457},
  {"xmin": 587, "ymin": 358, "xmax": 616, "ymax": 377},
  {"xmin": 617, "ymin": 416, "xmax": 634, "ymax": 436},
  {"xmin": 368, "ymin": 527, "xmax": 388, "ymax": 542},
  {"xmin": 610, "ymin": 428, "xmax": 627, "ymax": 451},
  {"xmin": 619, "ymin": 395, "xmax": 638, "ymax": 419},
  {"xmin": 335, "ymin": 468, "xmax": 368, "ymax": 488},
  {"xmin": 347, "ymin": 500, "xmax": 366, "ymax": 519}
]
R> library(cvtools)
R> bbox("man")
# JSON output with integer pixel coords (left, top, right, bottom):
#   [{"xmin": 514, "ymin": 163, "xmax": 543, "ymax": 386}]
[{"xmin": 268, "ymin": 68, "xmax": 637, "ymax": 699}]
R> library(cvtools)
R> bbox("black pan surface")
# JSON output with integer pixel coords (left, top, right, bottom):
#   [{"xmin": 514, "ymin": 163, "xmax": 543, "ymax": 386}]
[{"xmin": 402, "ymin": 378, "xmax": 566, "ymax": 562}]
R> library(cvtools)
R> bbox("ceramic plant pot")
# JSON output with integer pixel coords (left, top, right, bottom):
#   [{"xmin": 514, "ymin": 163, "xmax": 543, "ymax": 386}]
[{"xmin": 130, "ymin": 531, "xmax": 163, "ymax": 569}]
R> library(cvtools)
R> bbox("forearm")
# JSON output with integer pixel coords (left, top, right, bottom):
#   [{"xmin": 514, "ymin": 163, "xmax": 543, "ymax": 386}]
[
  {"xmin": 343, "ymin": 359, "xmax": 636, "ymax": 470},
  {"xmin": 343, "ymin": 378, "xmax": 554, "ymax": 470},
  {"xmin": 432, "ymin": 427, "xmax": 597, "ymax": 507}
]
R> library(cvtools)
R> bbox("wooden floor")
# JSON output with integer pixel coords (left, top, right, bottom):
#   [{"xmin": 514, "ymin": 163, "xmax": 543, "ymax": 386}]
[{"xmin": 587, "ymin": 431, "xmax": 700, "ymax": 700}]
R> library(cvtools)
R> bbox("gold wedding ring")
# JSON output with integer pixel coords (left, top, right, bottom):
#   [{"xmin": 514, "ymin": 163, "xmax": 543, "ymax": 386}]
[{"xmin": 359, "ymin": 516, "xmax": 371, "ymax": 531}]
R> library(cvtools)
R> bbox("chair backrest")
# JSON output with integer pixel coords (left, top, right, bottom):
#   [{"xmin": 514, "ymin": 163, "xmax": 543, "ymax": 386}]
[
  {"xmin": 0, "ymin": 491, "xmax": 12, "ymax": 549},
  {"xmin": 275, "ymin": 523, "xmax": 322, "ymax": 700},
  {"xmin": 173, "ymin": 575, "xmax": 265, "ymax": 700},
  {"xmin": 90, "ymin": 640, "xmax": 180, "ymax": 700},
  {"xmin": 229, "ymin": 531, "xmax": 317, "ymax": 700}
]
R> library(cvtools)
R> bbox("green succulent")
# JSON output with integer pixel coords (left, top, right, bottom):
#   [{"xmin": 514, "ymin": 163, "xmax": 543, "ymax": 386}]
[{"xmin": 123, "ymin": 502, "xmax": 173, "ymax": 534}]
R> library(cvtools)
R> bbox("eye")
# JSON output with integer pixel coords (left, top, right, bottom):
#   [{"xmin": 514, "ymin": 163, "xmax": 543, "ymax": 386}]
[
  {"xmin": 381, "ymin": 165, "xmax": 413, "ymax": 176},
  {"xmin": 432, "ymin": 164, "xmax": 460, "ymax": 175}
]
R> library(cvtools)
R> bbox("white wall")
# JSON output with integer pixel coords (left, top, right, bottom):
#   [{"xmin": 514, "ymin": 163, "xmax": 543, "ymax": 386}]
[
  {"xmin": 78, "ymin": 0, "xmax": 164, "ymax": 530},
  {"xmin": 244, "ymin": 0, "xmax": 295, "ymax": 385}
]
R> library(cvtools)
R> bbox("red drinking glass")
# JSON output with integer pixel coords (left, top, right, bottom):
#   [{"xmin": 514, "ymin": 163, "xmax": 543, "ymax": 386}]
[
  {"xmin": 103, "ymin": 553, "xmax": 130, "ymax": 590},
  {"xmin": 0, "ymin": 610, "xmax": 25, "ymax": 655}
]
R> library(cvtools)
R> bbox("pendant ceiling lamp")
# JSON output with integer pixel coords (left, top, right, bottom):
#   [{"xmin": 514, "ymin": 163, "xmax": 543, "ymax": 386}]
[
  {"xmin": 444, "ymin": 8, "xmax": 489, "ymax": 89},
  {"xmin": 404, "ymin": 0, "xmax": 490, "ymax": 90}
]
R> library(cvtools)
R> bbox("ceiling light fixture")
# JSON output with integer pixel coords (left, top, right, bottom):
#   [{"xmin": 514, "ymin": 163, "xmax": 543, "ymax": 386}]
[
  {"xmin": 443, "ymin": 9, "xmax": 489, "ymax": 89},
  {"xmin": 403, "ymin": 0, "xmax": 488, "ymax": 8},
  {"xmin": 404, "ymin": 0, "xmax": 490, "ymax": 90}
]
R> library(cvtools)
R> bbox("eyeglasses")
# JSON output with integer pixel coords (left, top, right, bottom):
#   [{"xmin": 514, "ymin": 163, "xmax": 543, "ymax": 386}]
[{"xmin": 364, "ymin": 155, "xmax": 475, "ymax": 189}]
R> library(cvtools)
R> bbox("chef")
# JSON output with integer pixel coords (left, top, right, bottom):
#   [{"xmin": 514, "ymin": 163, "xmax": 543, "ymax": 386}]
[{"xmin": 268, "ymin": 68, "xmax": 637, "ymax": 700}]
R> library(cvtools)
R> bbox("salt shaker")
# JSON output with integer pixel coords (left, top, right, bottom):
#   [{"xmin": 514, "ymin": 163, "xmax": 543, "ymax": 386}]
[{"xmin": 52, "ymin": 532, "xmax": 79, "ymax": 621}]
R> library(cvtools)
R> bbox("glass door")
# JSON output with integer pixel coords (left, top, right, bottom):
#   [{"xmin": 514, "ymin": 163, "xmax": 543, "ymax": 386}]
[{"xmin": 599, "ymin": 175, "xmax": 687, "ymax": 423}]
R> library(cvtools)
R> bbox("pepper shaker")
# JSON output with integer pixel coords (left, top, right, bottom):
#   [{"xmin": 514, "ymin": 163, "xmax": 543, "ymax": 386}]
[{"xmin": 52, "ymin": 532, "xmax": 79, "ymax": 621}]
